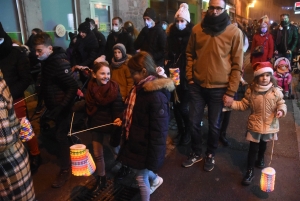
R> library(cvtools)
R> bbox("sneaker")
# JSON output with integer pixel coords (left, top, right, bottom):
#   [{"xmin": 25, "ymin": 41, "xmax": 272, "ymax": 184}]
[
  {"xmin": 182, "ymin": 153, "xmax": 203, "ymax": 167},
  {"xmin": 51, "ymin": 169, "xmax": 71, "ymax": 188},
  {"xmin": 204, "ymin": 154, "xmax": 215, "ymax": 172},
  {"xmin": 150, "ymin": 175, "xmax": 163, "ymax": 194},
  {"xmin": 116, "ymin": 165, "xmax": 131, "ymax": 180}
]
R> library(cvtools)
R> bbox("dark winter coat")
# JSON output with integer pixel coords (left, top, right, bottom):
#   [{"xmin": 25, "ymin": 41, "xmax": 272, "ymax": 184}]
[
  {"xmin": 118, "ymin": 78, "xmax": 175, "ymax": 172},
  {"xmin": 40, "ymin": 47, "xmax": 78, "ymax": 110},
  {"xmin": 71, "ymin": 31, "xmax": 99, "ymax": 68},
  {"xmin": 274, "ymin": 22, "xmax": 298, "ymax": 54},
  {"xmin": 165, "ymin": 23, "xmax": 193, "ymax": 91},
  {"xmin": 0, "ymin": 46, "xmax": 32, "ymax": 100},
  {"xmin": 105, "ymin": 30, "xmax": 135, "ymax": 63},
  {"xmin": 92, "ymin": 28, "xmax": 106, "ymax": 56},
  {"xmin": 134, "ymin": 23, "xmax": 167, "ymax": 67}
]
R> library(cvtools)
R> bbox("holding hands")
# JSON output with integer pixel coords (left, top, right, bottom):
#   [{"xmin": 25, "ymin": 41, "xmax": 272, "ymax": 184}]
[{"xmin": 276, "ymin": 110, "xmax": 283, "ymax": 118}]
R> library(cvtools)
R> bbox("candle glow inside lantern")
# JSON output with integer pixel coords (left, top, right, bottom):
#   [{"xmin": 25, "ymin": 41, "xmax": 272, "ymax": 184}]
[
  {"xmin": 169, "ymin": 68, "xmax": 180, "ymax": 86},
  {"xmin": 19, "ymin": 117, "xmax": 35, "ymax": 142},
  {"xmin": 70, "ymin": 144, "xmax": 95, "ymax": 176},
  {"xmin": 260, "ymin": 167, "xmax": 276, "ymax": 192}
]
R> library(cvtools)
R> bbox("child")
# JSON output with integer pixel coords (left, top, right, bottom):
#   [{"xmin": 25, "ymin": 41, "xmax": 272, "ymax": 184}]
[
  {"xmin": 117, "ymin": 51, "xmax": 175, "ymax": 201},
  {"xmin": 85, "ymin": 61, "xmax": 123, "ymax": 195},
  {"xmin": 110, "ymin": 43, "xmax": 133, "ymax": 101},
  {"xmin": 274, "ymin": 57, "xmax": 292, "ymax": 98},
  {"xmin": 230, "ymin": 62, "xmax": 287, "ymax": 186}
]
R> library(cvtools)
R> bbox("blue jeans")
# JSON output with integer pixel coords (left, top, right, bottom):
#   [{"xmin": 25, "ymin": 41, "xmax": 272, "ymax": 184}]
[
  {"xmin": 188, "ymin": 84, "xmax": 226, "ymax": 156},
  {"xmin": 136, "ymin": 169, "xmax": 157, "ymax": 201}
]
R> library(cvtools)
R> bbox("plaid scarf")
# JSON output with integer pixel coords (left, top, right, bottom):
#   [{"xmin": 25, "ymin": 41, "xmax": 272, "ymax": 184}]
[{"xmin": 123, "ymin": 75, "xmax": 156, "ymax": 139}]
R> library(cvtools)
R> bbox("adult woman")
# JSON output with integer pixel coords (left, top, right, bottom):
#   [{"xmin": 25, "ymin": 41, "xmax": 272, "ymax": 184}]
[
  {"xmin": 250, "ymin": 20, "xmax": 274, "ymax": 66},
  {"xmin": 118, "ymin": 51, "xmax": 175, "ymax": 201},
  {"xmin": 165, "ymin": 3, "xmax": 194, "ymax": 145}
]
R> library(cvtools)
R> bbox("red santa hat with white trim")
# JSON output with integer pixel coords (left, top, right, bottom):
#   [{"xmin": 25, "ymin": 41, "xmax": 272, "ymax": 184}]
[{"xmin": 253, "ymin": 62, "xmax": 274, "ymax": 77}]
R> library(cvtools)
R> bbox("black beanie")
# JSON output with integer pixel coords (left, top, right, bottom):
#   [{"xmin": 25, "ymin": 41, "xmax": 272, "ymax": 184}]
[
  {"xmin": 0, "ymin": 22, "xmax": 5, "ymax": 38},
  {"xmin": 78, "ymin": 18, "xmax": 91, "ymax": 33},
  {"xmin": 143, "ymin": 8, "xmax": 156, "ymax": 21},
  {"xmin": 68, "ymin": 32, "xmax": 77, "ymax": 40}
]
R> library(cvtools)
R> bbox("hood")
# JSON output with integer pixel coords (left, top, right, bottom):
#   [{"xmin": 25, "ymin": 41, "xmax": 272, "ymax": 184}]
[
  {"xmin": 46, "ymin": 46, "xmax": 67, "ymax": 61},
  {"xmin": 143, "ymin": 77, "xmax": 175, "ymax": 92}
]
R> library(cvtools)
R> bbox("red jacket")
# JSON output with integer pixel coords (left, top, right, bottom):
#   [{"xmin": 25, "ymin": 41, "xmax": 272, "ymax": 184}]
[{"xmin": 251, "ymin": 33, "xmax": 274, "ymax": 65}]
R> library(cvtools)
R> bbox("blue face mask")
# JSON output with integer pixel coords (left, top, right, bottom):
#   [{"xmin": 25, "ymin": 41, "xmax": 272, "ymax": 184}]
[
  {"xmin": 145, "ymin": 20, "xmax": 154, "ymax": 28},
  {"xmin": 176, "ymin": 23, "xmax": 186, "ymax": 30},
  {"xmin": 162, "ymin": 24, "xmax": 167, "ymax": 30},
  {"xmin": 261, "ymin": 28, "xmax": 267, "ymax": 33},
  {"xmin": 38, "ymin": 52, "xmax": 50, "ymax": 61}
]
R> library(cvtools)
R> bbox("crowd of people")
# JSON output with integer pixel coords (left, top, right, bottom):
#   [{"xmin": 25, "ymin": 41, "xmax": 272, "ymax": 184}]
[{"xmin": 0, "ymin": 0, "xmax": 293, "ymax": 200}]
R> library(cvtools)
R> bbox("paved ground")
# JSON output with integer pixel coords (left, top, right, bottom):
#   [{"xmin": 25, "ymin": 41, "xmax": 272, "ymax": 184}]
[{"xmin": 25, "ymin": 52, "xmax": 300, "ymax": 201}]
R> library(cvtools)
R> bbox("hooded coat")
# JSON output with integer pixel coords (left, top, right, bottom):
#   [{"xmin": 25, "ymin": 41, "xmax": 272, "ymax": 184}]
[
  {"xmin": 118, "ymin": 78, "xmax": 175, "ymax": 172},
  {"xmin": 134, "ymin": 23, "xmax": 167, "ymax": 67}
]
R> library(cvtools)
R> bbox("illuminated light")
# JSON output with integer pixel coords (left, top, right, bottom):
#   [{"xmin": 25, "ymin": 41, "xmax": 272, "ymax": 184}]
[
  {"xmin": 248, "ymin": 0, "xmax": 256, "ymax": 8},
  {"xmin": 95, "ymin": 3, "xmax": 102, "ymax": 9},
  {"xmin": 270, "ymin": 20, "xmax": 273, "ymax": 24},
  {"xmin": 260, "ymin": 167, "xmax": 276, "ymax": 192}
]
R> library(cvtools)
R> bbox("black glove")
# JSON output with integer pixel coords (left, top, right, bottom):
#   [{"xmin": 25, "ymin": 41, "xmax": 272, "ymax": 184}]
[{"xmin": 46, "ymin": 105, "xmax": 64, "ymax": 120}]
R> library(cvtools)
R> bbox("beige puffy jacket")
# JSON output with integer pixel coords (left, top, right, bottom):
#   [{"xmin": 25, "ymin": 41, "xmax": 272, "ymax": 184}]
[{"xmin": 231, "ymin": 86, "xmax": 287, "ymax": 134}]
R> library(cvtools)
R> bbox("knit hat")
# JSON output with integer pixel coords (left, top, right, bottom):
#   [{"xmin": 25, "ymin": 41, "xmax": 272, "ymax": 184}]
[
  {"xmin": 253, "ymin": 62, "xmax": 274, "ymax": 77},
  {"xmin": 0, "ymin": 22, "xmax": 5, "ymax": 38},
  {"xmin": 274, "ymin": 57, "xmax": 291, "ymax": 71},
  {"xmin": 175, "ymin": 3, "xmax": 190, "ymax": 23},
  {"xmin": 113, "ymin": 43, "xmax": 126, "ymax": 57},
  {"xmin": 143, "ymin": 8, "xmax": 156, "ymax": 21},
  {"xmin": 78, "ymin": 18, "xmax": 91, "ymax": 33},
  {"xmin": 68, "ymin": 32, "xmax": 77, "ymax": 40}
]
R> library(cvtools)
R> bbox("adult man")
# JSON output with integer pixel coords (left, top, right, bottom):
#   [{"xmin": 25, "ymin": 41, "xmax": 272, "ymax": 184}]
[
  {"xmin": 33, "ymin": 32, "xmax": 78, "ymax": 188},
  {"xmin": 183, "ymin": 0, "xmax": 243, "ymax": 171},
  {"xmin": 105, "ymin": 17, "xmax": 135, "ymax": 63},
  {"xmin": 88, "ymin": 18, "xmax": 106, "ymax": 56},
  {"xmin": 134, "ymin": 8, "xmax": 166, "ymax": 67},
  {"xmin": 273, "ymin": 14, "xmax": 298, "ymax": 61}
]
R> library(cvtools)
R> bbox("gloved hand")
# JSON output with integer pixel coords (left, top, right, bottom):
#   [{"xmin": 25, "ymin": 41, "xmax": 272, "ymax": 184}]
[{"xmin": 46, "ymin": 105, "xmax": 64, "ymax": 120}]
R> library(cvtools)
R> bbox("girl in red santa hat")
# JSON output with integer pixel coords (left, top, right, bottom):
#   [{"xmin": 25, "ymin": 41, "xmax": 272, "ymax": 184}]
[{"xmin": 230, "ymin": 62, "xmax": 287, "ymax": 186}]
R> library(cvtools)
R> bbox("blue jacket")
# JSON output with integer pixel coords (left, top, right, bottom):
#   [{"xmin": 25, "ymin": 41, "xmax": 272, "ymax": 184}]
[{"xmin": 118, "ymin": 78, "xmax": 175, "ymax": 172}]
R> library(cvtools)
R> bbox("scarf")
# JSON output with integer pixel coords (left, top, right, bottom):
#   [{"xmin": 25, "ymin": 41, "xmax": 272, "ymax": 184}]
[
  {"xmin": 111, "ymin": 55, "xmax": 128, "ymax": 68},
  {"xmin": 201, "ymin": 11, "xmax": 230, "ymax": 33},
  {"xmin": 85, "ymin": 79, "xmax": 119, "ymax": 116},
  {"xmin": 123, "ymin": 75, "xmax": 156, "ymax": 139},
  {"xmin": 254, "ymin": 82, "xmax": 273, "ymax": 92}
]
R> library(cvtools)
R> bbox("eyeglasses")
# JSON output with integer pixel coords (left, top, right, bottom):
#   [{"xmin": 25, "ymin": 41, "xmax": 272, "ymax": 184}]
[{"xmin": 208, "ymin": 6, "xmax": 224, "ymax": 12}]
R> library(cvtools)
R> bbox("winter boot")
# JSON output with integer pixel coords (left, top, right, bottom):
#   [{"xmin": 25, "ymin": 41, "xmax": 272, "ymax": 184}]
[
  {"xmin": 91, "ymin": 175, "xmax": 107, "ymax": 195},
  {"xmin": 255, "ymin": 156, "xmax": 265, "ymax": 169},
  {"xmin": 242, "ymin": 167, "xmax": 254, "ymax": 186}
]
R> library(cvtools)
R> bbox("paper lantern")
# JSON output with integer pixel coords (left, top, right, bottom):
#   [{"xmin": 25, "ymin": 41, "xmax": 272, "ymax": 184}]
[
  {"xmin": 260, "ymin": 167, "xmax": 276, "ymax": 192},
  {"xmin": 169, "ymin": 68, "xmax": 180, "ymax": 86},
  {"xmin": 19, "ymin": 117, "xmax": 35, "ymax": 142},
  {"xmin": 70, "ymin": 144, "xmax": 96, "ymax": 176}
]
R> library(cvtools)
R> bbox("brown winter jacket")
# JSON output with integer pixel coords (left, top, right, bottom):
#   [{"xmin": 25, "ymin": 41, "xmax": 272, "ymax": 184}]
[
  {"xmin": 186, "ymin": 23, "xmax": 243, "ymax": 97},
  {"xmin": 231, "ymin": 86, "xmax": 287, "ymax": 134},
  {"xmin": 110, "ymin": 55, "xmax": 133, "ymax": 101}
]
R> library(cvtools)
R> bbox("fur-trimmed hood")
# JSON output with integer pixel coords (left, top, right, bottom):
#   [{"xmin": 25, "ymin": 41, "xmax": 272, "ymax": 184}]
[{"xmin": 143, "ymin": 77, "xmax": 175, "ymax": 92}]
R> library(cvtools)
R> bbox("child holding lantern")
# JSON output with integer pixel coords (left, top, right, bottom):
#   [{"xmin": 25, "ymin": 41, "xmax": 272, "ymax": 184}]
[
  {"xmin": 230, "ymin": 62, "xmax": 287, "ymax": 185},
  {"xmin": 85, "ymin": 61, "xmax": 123, "ymax": 195}
]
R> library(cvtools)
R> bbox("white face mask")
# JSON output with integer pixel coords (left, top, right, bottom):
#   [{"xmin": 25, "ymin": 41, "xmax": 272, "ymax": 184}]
[
  {"xmin": 112, "ymin": 26, "xmax": 119, "ymax": 32},
  {"xmin": 162, "ymin": 24, "xmax": 167, "ymax": 30},
  {"xmin": 176, "ymin": 22, "xmax": 187, "ymax": 30},
  {"xmin": 0, "ymin": 38, "xmax": 4, "ymax": 45},
  {"xmin": 145, "ymin": 19, "xmax": 154, "ymax": 28}
]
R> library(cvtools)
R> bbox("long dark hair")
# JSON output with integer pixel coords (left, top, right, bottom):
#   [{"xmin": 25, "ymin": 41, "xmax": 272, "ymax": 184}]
[{"xmin": 127, "ymin": 51, "xmax": 158, "ymax": 77}]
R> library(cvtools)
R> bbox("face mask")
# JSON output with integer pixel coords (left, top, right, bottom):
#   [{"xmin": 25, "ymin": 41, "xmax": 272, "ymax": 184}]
[
  {"xmin": 145, "ymin": 20, "xmax": 154, "ymax": 28},
  {"xmin": 38, "ymin": 52, "xmax": 49, "ymax": 61},
  {"xmin": 0, "ymin": 38, "xmax": 4, "ymax": 45},
  {"xmin": 112, "ymin": 26, "xmax": 119, "ymax": 32},
  {"xmin": 176, "ymin": 22, "xmax": 186, "ymax": 30},
  {"xmin": 261, "ymin": 28, "xmax": 267, "ymax": 33},
  {"xmin": 281, "ymin": 21, "xmax": 288, "ymax": 26},
  {"xmin": 162, "ymin": 24, "xmax": 167, "ymax": 30}
]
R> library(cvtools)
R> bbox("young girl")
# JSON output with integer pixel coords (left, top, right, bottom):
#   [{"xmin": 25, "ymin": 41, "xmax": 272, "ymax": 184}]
[
  {"xmin": 230, "ymin": 62, "xmax": 287, "ymax": 186},
  {"xmin": 110, "ymin": 43, "xmax": 133, "ymax": 101},
  {"xmin": 117, "ymin": 51, "xmax": 175, "ymax": 201},
  {"xmin": 85, "ymin": 61, "xmax": 123, "ymax": 194}
]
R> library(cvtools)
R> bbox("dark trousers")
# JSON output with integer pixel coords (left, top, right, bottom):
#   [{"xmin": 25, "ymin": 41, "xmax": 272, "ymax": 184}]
[
  {"xmin": 220, "ymin": 111, "xmax": 231, "ymax": 134},
  {"xmin": 188, "ymin": 84, "xmax": 226, "ymax": 156},
  {"xmin": 247, "ymin": 141, "xmax": 267, "ymax": 168},
  {"xmin": 55, "ymin": 108, "xmax": 72, "ymax": 170},
  {"xmin": 173, "ymin": 89, "xmax": 189, "ymax": 133}
]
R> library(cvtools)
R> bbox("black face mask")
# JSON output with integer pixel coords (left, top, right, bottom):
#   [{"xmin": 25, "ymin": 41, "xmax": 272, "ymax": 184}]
[{"xmin": 281, "ymin": 21, "xmax": 288, "ymax": 26}]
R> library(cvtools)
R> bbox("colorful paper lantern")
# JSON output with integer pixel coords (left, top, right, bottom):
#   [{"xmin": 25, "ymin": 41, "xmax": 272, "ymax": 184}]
[
  {"xmin": 169, "ymin": 68, "xmax": 180, "ymax": 86},
  {"xmin": 19, "ymin": 117, "xmax": 35, "ymax": 142},
  {"xmin": 260, "ymin": 167, "xmax": 276, "ymax": 192},
  {"xmin": 70, "ymin": 144, "xmax": 96, "ymax": 176}
]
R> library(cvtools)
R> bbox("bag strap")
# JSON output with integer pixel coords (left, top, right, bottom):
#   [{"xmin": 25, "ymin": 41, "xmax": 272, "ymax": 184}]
[
  {"xmin": 262, "ymin": 34, "xmax": 269, "ymax": 46},
  {"xmin": 174, "ymin": 53, "xmax": 182, "ymax": 65}
]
